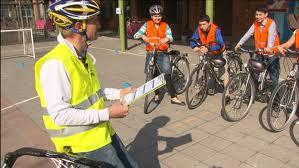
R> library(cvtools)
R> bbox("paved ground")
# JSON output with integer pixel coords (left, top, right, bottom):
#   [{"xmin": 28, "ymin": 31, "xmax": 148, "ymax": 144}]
[{"xmin": 1, "ymin": 36, "xmax": 298, "ymax": 168}]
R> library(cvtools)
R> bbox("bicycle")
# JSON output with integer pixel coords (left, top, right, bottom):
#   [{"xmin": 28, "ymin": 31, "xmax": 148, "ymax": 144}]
[
  {"xmin": 143, "ymin": 39, "xmax": 190, "ymax": 114},
  {"xmin": 185, "ymin": 40, "xmax": 242, "ymax": 109},
  {"xmin": 1, "ymin": 147, "xmax": 113, "ymax": 168},
  {"xmin": 267, "ymin": 49, "xmax": 299, "ymax": 132},
  {"xmin": 222, "ymin": 48, "xmax": 276, "ymax": 122},
  {"xmin": 290, "ymin": 118, "xmax": 299, "ymax": 147}
]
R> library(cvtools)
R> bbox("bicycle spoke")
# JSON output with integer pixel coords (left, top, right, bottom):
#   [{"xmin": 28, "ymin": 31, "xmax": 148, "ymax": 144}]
[
  {"xmin": 222, "ymin": 72, "xmax": 253, "ymax": 121},
  {"xmin": 268, "ymin": 79, "xmax": 298, "ymax": 132}
]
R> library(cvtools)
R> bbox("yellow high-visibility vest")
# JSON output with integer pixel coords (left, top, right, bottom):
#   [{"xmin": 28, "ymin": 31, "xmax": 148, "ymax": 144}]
[{"xmin": 35, "ymin": 44, "xmax": 115, "ymax": 153}]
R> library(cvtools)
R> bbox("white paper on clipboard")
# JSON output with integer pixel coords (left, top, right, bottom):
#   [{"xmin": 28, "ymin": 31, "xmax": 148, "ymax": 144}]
[{"xmin": 122, "ymin": 73, "xmax": 166, "ymax": 104}]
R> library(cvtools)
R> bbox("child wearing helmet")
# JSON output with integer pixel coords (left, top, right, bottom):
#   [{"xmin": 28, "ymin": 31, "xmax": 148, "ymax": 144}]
[{"xmin": 133, "ymin": 4, "xmax": 186, "ymax": 106}]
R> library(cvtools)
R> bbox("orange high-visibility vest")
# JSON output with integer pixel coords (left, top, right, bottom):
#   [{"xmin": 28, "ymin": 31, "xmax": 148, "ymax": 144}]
[
  {"xmin": 295, "ymin": 29, "xmax": 299, "ymax": 62},
  {"xmin": 254, "ymin": 18, "xmax": 280, "ymax": 53},
  {"xmin": 197, "ymin": 23, "xmax": 225, "ymax": 55},
  {"xmin": 146, "ymin": 20, "xmax": 169, "ymax": 51}
]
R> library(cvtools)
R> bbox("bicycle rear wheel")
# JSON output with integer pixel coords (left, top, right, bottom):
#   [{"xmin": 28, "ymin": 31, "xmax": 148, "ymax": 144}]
[
  {"xmin": 185, "ymin": 64, "xmax": 208, "ymax": 109},
  {"xmin": 222, "ymin": 72, "xmax": 255, "ymax": 121},
  {"xmin": 172, "ymin": 57, "xmax": 190, "ymax": 94},
  {"xmin": 290, "ymin": 118, "xmax": 299, "ymax": 147},
  {"xmin": 267, "ymin": 79, "xmax": 299, "ymax": 132}
]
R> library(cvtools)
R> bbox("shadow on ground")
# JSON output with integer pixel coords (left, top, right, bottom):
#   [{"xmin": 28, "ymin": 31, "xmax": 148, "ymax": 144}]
[{"xmin": 127, "ymin": 116, "xmax": 192, "ymax": 168}]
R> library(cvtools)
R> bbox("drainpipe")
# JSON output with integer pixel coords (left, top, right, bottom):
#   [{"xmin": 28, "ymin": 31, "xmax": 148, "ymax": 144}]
[
  {"xmin": 118, "ymin": 0, "xmax": 127, "ymax": 51},
  {"xmin": 206, "ymin": 0, "xmax": 214, "ymax": 22}
]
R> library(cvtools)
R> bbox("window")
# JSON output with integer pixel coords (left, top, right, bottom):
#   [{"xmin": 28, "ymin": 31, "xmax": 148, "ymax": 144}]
[
  {"xmin": 1, "ymin": 5, "xmax": 11, "ymax": 17},
  {"xmin": 21, "ymin": 5, "xmax": 33, "ymax": 18}
]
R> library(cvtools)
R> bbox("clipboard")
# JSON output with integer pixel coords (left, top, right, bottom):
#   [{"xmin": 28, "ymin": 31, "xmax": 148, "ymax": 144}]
[{"xmin": 122, "ymin": 73, "xmax": 166, "ymax": 104}]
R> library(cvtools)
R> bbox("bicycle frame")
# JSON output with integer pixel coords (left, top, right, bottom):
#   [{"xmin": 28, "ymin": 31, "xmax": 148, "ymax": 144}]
[
  {"xmin": 240, "ymin": 48, "xmax": 275, "ymax": 98},
  {"xmin": 197, "ymin": 54, "xmax": 224, "ymax": 85}
]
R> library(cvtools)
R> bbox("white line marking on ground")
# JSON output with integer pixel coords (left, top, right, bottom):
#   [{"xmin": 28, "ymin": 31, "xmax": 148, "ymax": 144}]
[
  {"xmin": 1, "ymin": 96, "xmax": 39, "ymax": 111},
  {"xmin": 89, "ymin": 46, "xmax": 145, "ymax": 57},
  {"xmin": 1, "ymin": 46, "xmax": 54, "ymax": 54}
]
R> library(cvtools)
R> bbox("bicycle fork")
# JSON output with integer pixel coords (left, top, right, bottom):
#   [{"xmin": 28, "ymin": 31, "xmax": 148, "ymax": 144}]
[
  {"xmin": 233, "ymin": 73, "xmax": 251, "ymax": 109},
  {"xmin": 279, "ymin": 81, "xmax": 297, "ymax": 114}
]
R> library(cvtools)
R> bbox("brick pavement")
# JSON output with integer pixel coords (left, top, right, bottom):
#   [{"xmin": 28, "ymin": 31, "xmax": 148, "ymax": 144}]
[{"xmin": 1, "ymin": 36, "xmax": 298, "ymax": 168}]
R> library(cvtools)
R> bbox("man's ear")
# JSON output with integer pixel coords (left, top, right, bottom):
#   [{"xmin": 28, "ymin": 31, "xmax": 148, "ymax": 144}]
[
  {"xmin": 265, "ymin": 12, "xmax": 268, "ymax": 17},
  {"xmin": 73, "ymin": 21, "xmax": 84, "ymax": 32}
]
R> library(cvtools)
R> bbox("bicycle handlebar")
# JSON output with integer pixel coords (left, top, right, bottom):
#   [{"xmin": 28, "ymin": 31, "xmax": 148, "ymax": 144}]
[
  {"xmin": 238, "ymin": 47, "xmax": 273, "ymax": 56},
  {"xmin": 2, "ymin": 147, "xmax": 112, "ymax": 168},
  {"xmin": 238, "ymin": 47, "xmax": 258, "ymax": 54},
  {"xmin": 189, "ymin": 38, "xmax": 225, "ymax": 55},
  {"xmin": 286, "ymin": 49, "xmax": 299, "ymax": 54}
]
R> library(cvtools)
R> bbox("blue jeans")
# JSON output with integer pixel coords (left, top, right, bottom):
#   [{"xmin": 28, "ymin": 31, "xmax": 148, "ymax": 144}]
[
  {"xmin": 255, "ymin": 55, "xmax": 280, "ymax": 90},
  {"xmin": 144, "ymin": 52, "xmax": 177, "ymax": 97},
  {"xmin": 144, "ymin": 52, "xmax": 171, "ymax": 74},
  {"xmin": 76, "ymin": 134, "xmax": 139, "ymax": 168}
]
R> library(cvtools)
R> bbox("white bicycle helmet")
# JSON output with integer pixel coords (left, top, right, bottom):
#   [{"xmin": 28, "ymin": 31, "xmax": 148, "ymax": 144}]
[
  {"xmin": 149, "ymin": 5, "xmax": 163, "ymax": 15},
  {"xmin": 49, "ymin": 0, "xmax": 100, "ymax": 28}
]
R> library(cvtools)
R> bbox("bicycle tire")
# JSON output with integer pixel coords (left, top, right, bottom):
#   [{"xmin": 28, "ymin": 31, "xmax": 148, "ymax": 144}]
[
  {"xmin": 143, "ymin": 69, "xmax": 162, "ymax": 114},
  {"xmin": 227, "ymin": 55, "xmax": 243, "ymax": 78},
  {"xmin": 185, "ymin": 64, "xmax": 208, "ymax": 109},
  {"xmin": 267, "ymin": 79, "xmax": 299, "ymax": 132},
  {"xmin": 289, "ymin": 118, "xmax": 299, "ymax": 147},
  {"xmin": 221, "ymin": 72, "xmax": 255, "ymax": 122},
  {"xmin": 172, "ymin": 56, "xmax": 190, "ymax": 94}
]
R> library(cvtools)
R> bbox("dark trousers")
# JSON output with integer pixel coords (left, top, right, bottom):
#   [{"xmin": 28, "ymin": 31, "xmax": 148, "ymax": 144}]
[{"xmin": 255, "ymin": 55, "xmax": 280, "ymax": 90}]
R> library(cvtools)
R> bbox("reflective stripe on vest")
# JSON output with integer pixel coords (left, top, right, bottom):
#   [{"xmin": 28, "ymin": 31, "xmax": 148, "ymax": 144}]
[
  {"xmin": 197, "ymin": 23, "xmax": 225, "ymax": 55},
  {"xmin": 41, "ymin": 89, "xmax": 103, "ymax": 116},
  {"xmin": 73, "ymin": 89, "xmax": 102, "ymax": 109},
  {"xmin": 41, "ymin": 89, "xmax": 103, "ymax": 137},
  {"xmin": 146, "ymin": 20, "xmax": 169, "ymax": 51},
  {"xmin": 35, "ymin": 44, "xmax": 114, "ymax": 153},
  {"xmin": 254, "ymin": 18, "xmax": 280, "ymax": 52},
  {"xmin": 47, "ymin": 124, "xmax": 95, "ymax": 137}
]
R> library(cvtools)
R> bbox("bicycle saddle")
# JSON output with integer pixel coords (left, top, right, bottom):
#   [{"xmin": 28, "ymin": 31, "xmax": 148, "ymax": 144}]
[
  {"xmin": 211, "ymin": 57, "xmax": 226, "ymax": 68},
  {"xmin": 248, "ymin": 59, "xmax": 266, "ymax": 73},
  {"xmin": 168, "ymin": 50, "xmax": 180, "ymax": 56}
]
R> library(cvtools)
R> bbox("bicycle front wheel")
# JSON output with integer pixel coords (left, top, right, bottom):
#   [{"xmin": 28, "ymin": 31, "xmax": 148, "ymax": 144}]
[
  {"xmin": 267, "ymin": 79, "xmax": 299, "ymax": 132},
  {"xmin": 290, "ymin": 118, "xmax": 299, "ymax": 147},
  {"xmin": 143, "ymin": 69, "xmax": 163, "ymax": 114},
  {"xmin": 172, "ymin": 57, "xmax": 190, "ymax": 94},
  {"xmin": 222, "ymin": 72, "xmax": 255, "ymax": 121},
  {"xmin": 227, "ymin": 56, "xmax": 243, "ymax": 77},
  {"xmin": 185, "ymin": 64, "xmax": 208, "ymax": 109}
]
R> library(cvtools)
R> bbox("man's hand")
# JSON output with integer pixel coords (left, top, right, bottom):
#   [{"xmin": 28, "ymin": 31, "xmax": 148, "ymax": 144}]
[
  {"xmin": 193, "ymin": 47, "xmax": 200, "ymax": 52},
  {"xmin": 108, "ymin": 101, "xmax": 129, "ymax": 118},
  {"xmin": 159, "ymin": 38, "xmax": 169, "ymax": 45},
  {"xmin": 199, "ymin": 46, "xmax": 208, "ymax": 54},
  {"xmin": 142, "ymin": 35, "xmax": 149, "ymax": 43},
  {"xmin": 235, "ymin": 44, "xmax": 241, "ymax": 51},
  {"xmin": 120, "ymin": 88, "xmax": 136, "ymax": 99},
  {"xmin": 277, "ymin": 46, "xmax": 286, "ymax": 56},
  {"xmin": 264, "ymin": 47, "xmax": 275, "ymax": 56}
]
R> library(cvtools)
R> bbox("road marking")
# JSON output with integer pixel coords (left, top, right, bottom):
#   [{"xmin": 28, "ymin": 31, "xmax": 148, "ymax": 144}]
[
  {"xmin": 1, "ymin": 96, "xmax": 39, "ymax": 111},
  {"xmin": 1, "ymin": 46, "xmax": 54, "ymax": 54},
  {"xmin": 89, "ymin": 46, "xmax": 145, "ymax": 57}
]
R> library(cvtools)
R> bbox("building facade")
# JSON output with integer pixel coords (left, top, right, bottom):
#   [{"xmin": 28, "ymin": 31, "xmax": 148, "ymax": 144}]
[{"xmin": 101, "ymin": 0, "xmax": 298, "ymax": 44}]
